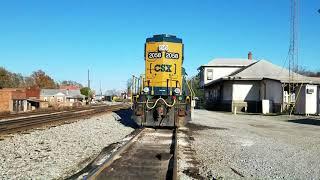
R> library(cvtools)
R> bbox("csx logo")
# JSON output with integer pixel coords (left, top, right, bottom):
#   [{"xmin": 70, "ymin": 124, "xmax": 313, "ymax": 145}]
[{"xmin": 154, "ymin": 64, "xmax": 172, "ymax": 72}]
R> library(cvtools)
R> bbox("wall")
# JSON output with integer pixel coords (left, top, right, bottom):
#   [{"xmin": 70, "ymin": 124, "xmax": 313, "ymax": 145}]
[
  {"xmin": 295, "ymin": 86, "xmax": 306, "ymax": 114},
  {"xmin": 262, "ymin": 80, "xmax": 282, "ymax": 104},
  {"xmin": 201, "ymin": 67, "xmax": 240, "ymax": 86},
  {"xmin": 222, "ymin": 81, "xmax": 233, "ymax": 101},
  {"xmin": 305, "ymin": 85, "xmax": 317, "ymax": 114},
  {"xmin": 294, "ymin": 85, "xmax": 318, "ymax": 115},
  {"xmin": 204, "ymin": 82, "xmax": 232, "ymax": 111},
  {"xmin": 232, "ymin": 81, "xmax": 260, "ymax": 101},
  {"xmin": 11, "ymin": 90, "xmax": 26, "ymax": 100},
  {"xmin": 231, "ymin": 81, "xmax": 261, "ymax": 113},
  {"xmin": 26, "ymin": 88, "xmax": 40, "ymax": 99},
  {"xmin": 0, "ymin": 90, "xmax": 27, "ymax": 112},
  {"xmin": 262, "ymin": 80, "xmax": 283, "ymax": 113},
  {"xmin": 0, "ymin": 91, "xmax": 11, "ymax": 112}
]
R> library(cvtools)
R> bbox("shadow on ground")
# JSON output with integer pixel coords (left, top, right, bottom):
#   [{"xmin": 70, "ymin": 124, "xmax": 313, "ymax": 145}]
[
  {"xmin": 115, "ymin": 109, "xmax": 140, "ymax": 129},
  {"xmin": 187, "ymin": 123, "xmax": 229, "ymax": 131},
  {"xmin": 287, "ymin": 118, "xmax": 320, "ymax": 126}
]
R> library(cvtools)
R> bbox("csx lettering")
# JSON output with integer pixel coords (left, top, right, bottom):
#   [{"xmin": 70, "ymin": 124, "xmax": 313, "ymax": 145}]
[{"xmin": 154, "ymin": 64, "xmax": 172, "ymax": 72}]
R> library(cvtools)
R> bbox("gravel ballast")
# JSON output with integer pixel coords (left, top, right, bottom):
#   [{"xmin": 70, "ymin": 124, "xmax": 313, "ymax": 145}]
[
  {"xmin": 190, "ymin": 109, "xmax": 320, "ymax": 179},
  {"xmin": 0, "ymin": 112, "xmax": 134, "ymax": 179}
]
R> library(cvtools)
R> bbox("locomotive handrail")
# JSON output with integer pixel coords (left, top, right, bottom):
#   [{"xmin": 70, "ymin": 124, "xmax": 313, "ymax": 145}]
[
  {"xmin": 185, "ymin": 78, "xmax": 195, "ymax": 99},
  {"xmin": 146, "ymin": 98, "xmax": 176, "ymax": 110}
]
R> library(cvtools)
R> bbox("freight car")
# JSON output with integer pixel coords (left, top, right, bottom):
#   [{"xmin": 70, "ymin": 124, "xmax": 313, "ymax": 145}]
[{"xmin": 131, "ymin": 34, "xmax": 194, "ymax": 127}]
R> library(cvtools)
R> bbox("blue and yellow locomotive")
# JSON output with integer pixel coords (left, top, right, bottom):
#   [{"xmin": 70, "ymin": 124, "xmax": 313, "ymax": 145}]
[{"xmin": 131, "ymin": 34, "xmax": 193, "ymax": 127}]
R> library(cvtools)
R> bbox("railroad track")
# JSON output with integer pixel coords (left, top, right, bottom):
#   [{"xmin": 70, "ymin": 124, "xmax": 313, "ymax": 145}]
[
  {"xmin": 74, "ymin": 128, "xmax": 178, "ymax": 180},
  {"xmin": 0, "ymin": 103, "xmax": 130, "ymax": 135},
  {"xmin": 0, "ymin": 104, "xmax": 110, "ymax": 120}
]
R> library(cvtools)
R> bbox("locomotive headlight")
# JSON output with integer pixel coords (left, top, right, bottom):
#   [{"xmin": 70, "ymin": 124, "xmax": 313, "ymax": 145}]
[
  {"xmin": 174, "ymin": 88, "xmax": 181, "ymax": 95},
  {"xmin": 143, "ymin": 87, "xmax": 150, "ymax": 93}
]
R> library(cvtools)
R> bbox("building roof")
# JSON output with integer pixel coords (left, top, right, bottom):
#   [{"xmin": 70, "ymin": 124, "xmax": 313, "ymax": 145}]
[
  {"xmin": 227, "ymin": 60, "xmax": 320, "ymax": 84},
  {"xmin": 41, "ymin": 89, "xmax": 85, "ymax": 99},
  {"xmin": 202, "ymin": 58, "xmax": 257, "ymax": 67},
  {"xmin": 205, "ymin": 59, "xmax": 320, "ymax": 86}
]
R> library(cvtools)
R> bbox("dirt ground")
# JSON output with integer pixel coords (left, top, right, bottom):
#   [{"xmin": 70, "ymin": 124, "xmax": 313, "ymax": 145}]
[{"xmin": 189, "ymin": 109, "xmax": 320, "ymax": 179}]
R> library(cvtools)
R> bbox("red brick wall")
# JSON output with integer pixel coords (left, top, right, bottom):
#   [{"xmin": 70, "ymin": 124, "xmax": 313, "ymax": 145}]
[
  {"xmin": 26, "ymin": 88, "xmax": 40, "ymax": 99},
  {"xmin": 11, "ymin": 90, "xmax": 26, "ymax": 100},
  {"xmin": 0, "ymin": 91, "xmax": 11, "ymax": 112}
]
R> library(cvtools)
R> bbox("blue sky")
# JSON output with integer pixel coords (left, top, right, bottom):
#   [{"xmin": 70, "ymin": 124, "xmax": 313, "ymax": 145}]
[{"xmin": 0, "ymin": 0, "xmax": 319, "ymax": 91}]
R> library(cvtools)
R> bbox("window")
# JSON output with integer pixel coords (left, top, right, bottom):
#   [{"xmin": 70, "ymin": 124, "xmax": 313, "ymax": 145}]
[{"xmin": 207, "ymin": 69, "xmax": 213, "ymax": 80}]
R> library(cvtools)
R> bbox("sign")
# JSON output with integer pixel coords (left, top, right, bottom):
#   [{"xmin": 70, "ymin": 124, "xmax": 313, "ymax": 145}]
[{"xmin": 154, "ymin": 64, "xmax": 172, "ymax": 72}]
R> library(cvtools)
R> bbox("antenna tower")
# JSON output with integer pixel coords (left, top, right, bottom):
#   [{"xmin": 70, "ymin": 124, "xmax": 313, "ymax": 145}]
[{"xmin": 288, "ymin": 0, "xmax": 299, "ymax": 104}]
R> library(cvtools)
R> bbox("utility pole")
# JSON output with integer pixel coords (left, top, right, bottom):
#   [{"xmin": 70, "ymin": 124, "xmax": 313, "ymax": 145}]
[
  {"xmin": 99, "ymin": 80, "xmax": 102, "ymax": 96},
  {"xmin": 87, "ymin": 69, "xmax": 91, "ymax": 105},
  {"xmin": 87, "ymin": 69, "xmax": 90, "ymax": 89}
]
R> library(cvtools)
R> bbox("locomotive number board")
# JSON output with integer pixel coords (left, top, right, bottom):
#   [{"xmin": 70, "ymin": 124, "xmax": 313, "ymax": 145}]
[{"xmin": 148, "ymin": 52, "xmax": 179, "ymax": 59}]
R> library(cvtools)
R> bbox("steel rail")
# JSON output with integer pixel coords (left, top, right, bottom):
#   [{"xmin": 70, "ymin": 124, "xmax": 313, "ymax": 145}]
[
  {"xmin": 0, "ymin": 104, "xmax": 130, "ymax": 135},
  {"xmin": 87, "ymin": 128, "xmax": 146, "ymax": 180},
  {"xmin": 85, "ymin": 127, "xmax": 178, "ymax": 180}
]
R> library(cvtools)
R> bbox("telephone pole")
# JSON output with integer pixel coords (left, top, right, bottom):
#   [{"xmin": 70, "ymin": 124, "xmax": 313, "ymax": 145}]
[
  {"xmin": 99, "ymin": 80, "xmax": 102, "ymax": 96},
  {"xmin": 87, "ymin": 69, "xmax": 90, "ymax": 89}
]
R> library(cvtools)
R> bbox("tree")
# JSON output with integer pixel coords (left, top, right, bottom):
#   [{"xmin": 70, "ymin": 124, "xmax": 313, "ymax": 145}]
[
  {"xmin": 30, "ymin": 70, "xmax": 57, "ymax": 88},
  {"xmin": 24, "ymin": 76, "xmax": 35, "ymax": 88},
  {"xmin": 80, "ymin": 87, "xmax": 92, "ymax": 98},
  {"xmin": 60, "ymin": 80, "xmax": 83, "ymax": 88},
  {"xmin": 126, "ymin": 77, "xmax": 133, "ymax": 95},
  {"xmin": 0, "ymin": 67, "xmax": 11, "ymax": 88},
  {"xmin": 293, "ymin": 66, "xmax": 320, "ymax": 77},
  {"xmin": 188, "ymin": 73, "xmax": 204, "ymax": 99},
  {"xmin": 0, "ymin": 67, "xmax": 25, "ymax": 88},
  {"xmin": 105, "ymin": 89, "xmax": 118, "ymax": 96}
]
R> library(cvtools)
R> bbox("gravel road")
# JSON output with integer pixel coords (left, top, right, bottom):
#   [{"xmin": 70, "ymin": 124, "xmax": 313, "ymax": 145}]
[
  {"xmin": 0, "ymin": 112, "xmax": 134, "ymax": 179},
  {"xmin": 190, "ymin": 109, "xmax": 320, "ymax": 179}
]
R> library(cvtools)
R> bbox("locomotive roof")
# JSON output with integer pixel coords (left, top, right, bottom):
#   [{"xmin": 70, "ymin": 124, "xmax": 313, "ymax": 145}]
[{"xmin": 146, "ymin": 34, "xmax": 182, "ymax": 43}]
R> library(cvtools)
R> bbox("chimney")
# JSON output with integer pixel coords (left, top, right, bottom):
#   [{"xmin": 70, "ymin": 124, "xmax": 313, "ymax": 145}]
[{"xmin": 248, "ymin": 51, "xmax": 252, "ymax": 60}]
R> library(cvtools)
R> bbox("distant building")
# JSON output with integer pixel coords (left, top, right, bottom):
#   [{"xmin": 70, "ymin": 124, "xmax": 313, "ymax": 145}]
[
  {"xmin": 25, "ymin": 87, "xmax": 48, "ymax": 110},
  {"xmin": 0, "ymin": 88, "xmax": 27, "ymax": 113},
  {"xmin": 95, "ymin": 94, "xmax": 105, "ymax": 102},
  {"xmin": 199, "ymin": 53, "xmax": 320, "ymax": 113},
  {"xmin": 40, "ymin": 89, "xmax": 85, "ymax": 107}
]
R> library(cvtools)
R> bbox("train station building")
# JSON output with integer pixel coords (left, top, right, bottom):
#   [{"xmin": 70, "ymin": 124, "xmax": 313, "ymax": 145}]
[{"xmin": 199, "ymin": 53, "xmax": 320, "ymax": 114}]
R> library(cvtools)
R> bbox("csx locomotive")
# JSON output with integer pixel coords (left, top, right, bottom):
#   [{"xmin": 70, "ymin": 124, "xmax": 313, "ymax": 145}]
[{"xmin": 131, "ymin": 34, "xmax": 193, "ymax": 127}]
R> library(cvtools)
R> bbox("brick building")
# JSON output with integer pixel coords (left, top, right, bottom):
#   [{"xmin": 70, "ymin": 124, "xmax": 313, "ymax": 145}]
[{"xmin": 0, "ymin": 88, "xmax": 27, "ymax": 113}]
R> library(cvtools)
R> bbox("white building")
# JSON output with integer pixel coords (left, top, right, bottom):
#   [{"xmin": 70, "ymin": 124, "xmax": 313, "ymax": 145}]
[
  {"xmin": 40, "ymin": 89, "xmax": 85, "ymax": 107},
  {"xmin": 199, "ymin": 54, "xmax": 320, "ymax": 113}
]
